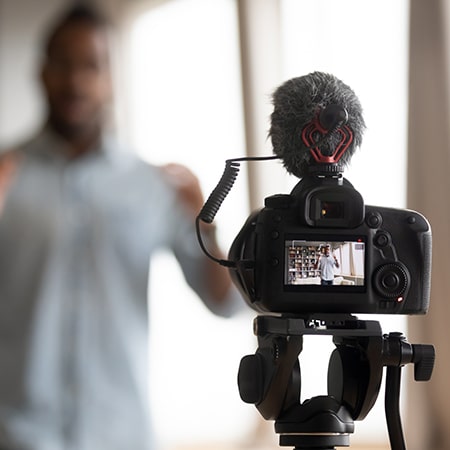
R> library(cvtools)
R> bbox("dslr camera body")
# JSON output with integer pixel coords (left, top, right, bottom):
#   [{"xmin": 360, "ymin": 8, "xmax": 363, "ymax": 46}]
[{"xmin": 229, "ymin": 173, "xmax": 431, "ymax": 316}]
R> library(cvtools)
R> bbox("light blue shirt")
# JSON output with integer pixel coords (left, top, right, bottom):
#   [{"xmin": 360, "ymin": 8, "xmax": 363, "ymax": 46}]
[
  {"xmin": 0, "ymin": 128, "xmax": 237, "ymax": 449},
  {"xmin": 318, "ymin": 254, "xmax": 337, "ymax": 282}
]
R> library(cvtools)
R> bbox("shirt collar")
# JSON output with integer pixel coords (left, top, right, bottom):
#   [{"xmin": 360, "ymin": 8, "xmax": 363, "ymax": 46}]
[{"xmin": 23, "ymin": 125, "xmax": 122, "ymax": 163}]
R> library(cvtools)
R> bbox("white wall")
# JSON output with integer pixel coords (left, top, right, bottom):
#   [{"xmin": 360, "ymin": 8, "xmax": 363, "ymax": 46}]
[
  {"xmin": 0, "ymin": 0, "xmax": 73, "ymax": 147},
  {"xmin": 0, "ymin": 0, "xmax": 146, "ymax": 148}
]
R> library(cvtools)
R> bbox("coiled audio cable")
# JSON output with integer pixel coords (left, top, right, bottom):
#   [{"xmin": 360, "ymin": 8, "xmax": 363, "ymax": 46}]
[{"xmin": 196, "ymin": 155, "xmax": 279, "ymax": 266}]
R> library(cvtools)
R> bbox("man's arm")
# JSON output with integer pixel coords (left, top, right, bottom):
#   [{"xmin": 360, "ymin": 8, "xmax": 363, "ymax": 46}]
[
  {"xmin": 333, "ymin": 253, "xmax": 340, "ymax": 268},
  {"xmin": 0, "ymin": 151, "xmax": 19, "ymax": 214},
  {"xmin": 314, "ymin": 253, "xmax": 321, "ymax": 270},
  {"xmin": 161, "ymin": 163, "xmax": 233, "ymax": 307}
]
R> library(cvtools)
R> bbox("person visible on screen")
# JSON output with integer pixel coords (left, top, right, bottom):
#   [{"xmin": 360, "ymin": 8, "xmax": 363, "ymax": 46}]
[
  {"xmin": 315, "ymin": 244, "xmax": 340, "ymax": 285},
  {"xmin": 0, "ymin": 4, "xmax": 240, "ymax": 449}
]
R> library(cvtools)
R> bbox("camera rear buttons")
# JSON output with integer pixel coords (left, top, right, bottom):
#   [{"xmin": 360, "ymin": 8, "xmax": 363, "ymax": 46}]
[
  {"xmin": 366, "ymin": 211, "xmax": 382, "ymax": 228},
  {"xmin": 374, "ymin": 231, "xmax": 391, "ymax": 248}
]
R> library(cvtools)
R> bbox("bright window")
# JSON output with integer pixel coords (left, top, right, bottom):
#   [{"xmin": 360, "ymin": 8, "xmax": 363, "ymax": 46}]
[
  {"xmin": 125, "ymin": 1, "xmax": 255, "ymax": 449},
  {"xmin": 125, "ymin": 0, "xmax": 410, "ymax": 448},
  {"xmin": 281, "ymin": 0, "xmax": 409, "ymax": 209},
  {"xmin": 280, "ymin": 0, "xmax": 409, "ymax": 445}
]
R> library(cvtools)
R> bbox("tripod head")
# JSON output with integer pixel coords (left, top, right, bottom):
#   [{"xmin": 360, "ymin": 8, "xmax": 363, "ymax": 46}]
[{"xmin": 238, "ymin": 315, "xmax": 435, "ymax": 450}]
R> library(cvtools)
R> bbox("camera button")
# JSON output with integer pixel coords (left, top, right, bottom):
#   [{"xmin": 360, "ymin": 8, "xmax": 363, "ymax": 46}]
[
  {"xmin": 271, "ymin": 230, "xmax": 280, "ymax": 239},
  {"xmin": 374, "ymin": 231, "xmax": 391, "ymax": 248},
  {"xmin": 270, "ymin": 258, "xmax": 279, "ymax": 267},
  {"xmin": 366, "ymin": 211, "xmax": 382, "ymax": 228},
  {"xmin": 384, "ymin": 273, "xmax": 399, "ymax": 288}
]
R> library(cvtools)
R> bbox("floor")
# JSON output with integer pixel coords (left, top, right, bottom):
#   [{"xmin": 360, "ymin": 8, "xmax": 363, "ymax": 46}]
[{"xmin": 171, "ymin": 444, "xmax": 388, "ymax": 450}]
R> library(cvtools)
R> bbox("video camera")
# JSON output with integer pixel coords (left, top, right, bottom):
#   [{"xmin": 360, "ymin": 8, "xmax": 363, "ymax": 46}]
[
  {"xmin": 228, "ymin": 171, "xmax": 432, "ymax": 316},
  {"xmin": 196, "ymin": 72, "xmax": 434, "ymax": 450},
  {"xmin": 197, "ymin": 71, "xmax": 431, "ymax": 318}
]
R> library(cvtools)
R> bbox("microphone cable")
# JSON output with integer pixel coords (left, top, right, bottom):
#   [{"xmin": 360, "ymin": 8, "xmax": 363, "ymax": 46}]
[{"xmin": 196, "ymin": 155, "xmax": 279, "ymax": 266}]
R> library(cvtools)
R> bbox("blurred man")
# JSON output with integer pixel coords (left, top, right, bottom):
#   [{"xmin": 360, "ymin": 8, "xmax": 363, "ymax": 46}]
[{"xmin": 0, "ymin": 5, "xmax": 238, "ymax": 449}]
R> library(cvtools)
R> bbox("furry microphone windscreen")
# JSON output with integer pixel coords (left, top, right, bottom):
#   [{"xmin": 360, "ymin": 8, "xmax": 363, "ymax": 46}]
[{"xmin": 269, "ymin": 72, "xmax": 366, "ymax": 178}]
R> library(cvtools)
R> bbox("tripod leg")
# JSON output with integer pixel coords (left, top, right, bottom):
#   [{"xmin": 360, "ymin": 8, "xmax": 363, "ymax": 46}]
[{"xmin": 385, "ymin": 366, "xmax": 406, "ymax": 450}]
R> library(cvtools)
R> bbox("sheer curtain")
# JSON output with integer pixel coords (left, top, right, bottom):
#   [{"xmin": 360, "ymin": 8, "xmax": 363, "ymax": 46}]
[{"xmin": 407, "ymin": 1, "xmax": 450, "ymax": 449}]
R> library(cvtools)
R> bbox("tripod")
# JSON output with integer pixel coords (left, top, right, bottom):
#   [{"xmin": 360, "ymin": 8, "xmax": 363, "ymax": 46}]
[{"xmin": 238, "ymin": 314, "xmax": 435, "ymax": 450}]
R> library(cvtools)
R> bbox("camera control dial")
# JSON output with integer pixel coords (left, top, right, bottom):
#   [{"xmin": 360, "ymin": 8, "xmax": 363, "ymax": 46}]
[{"xmin": 373, "ymin": 263, "xmax": 409, "ymax": 299}]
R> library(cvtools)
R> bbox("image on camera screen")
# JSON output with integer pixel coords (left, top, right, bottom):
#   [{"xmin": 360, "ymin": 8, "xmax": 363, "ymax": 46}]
[{"xmin": 285, "ymin": 237, "xmax": 365, "ymax": 288}]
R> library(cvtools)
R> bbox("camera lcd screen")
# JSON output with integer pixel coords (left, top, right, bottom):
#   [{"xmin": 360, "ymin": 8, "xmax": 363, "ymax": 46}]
[{"xmin": 285, "ymin": 237, "xmax": 365, "ymax": 289}]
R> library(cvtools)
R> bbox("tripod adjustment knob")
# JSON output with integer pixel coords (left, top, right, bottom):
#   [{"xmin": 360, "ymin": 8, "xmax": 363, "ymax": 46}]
[
  {"xmin": 238, "ymin": 354, "xmax": 264, "ymax": 404},
  {"xmin": 412, "ymin": 344, "xmax": 435, "ymax": 381}
]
